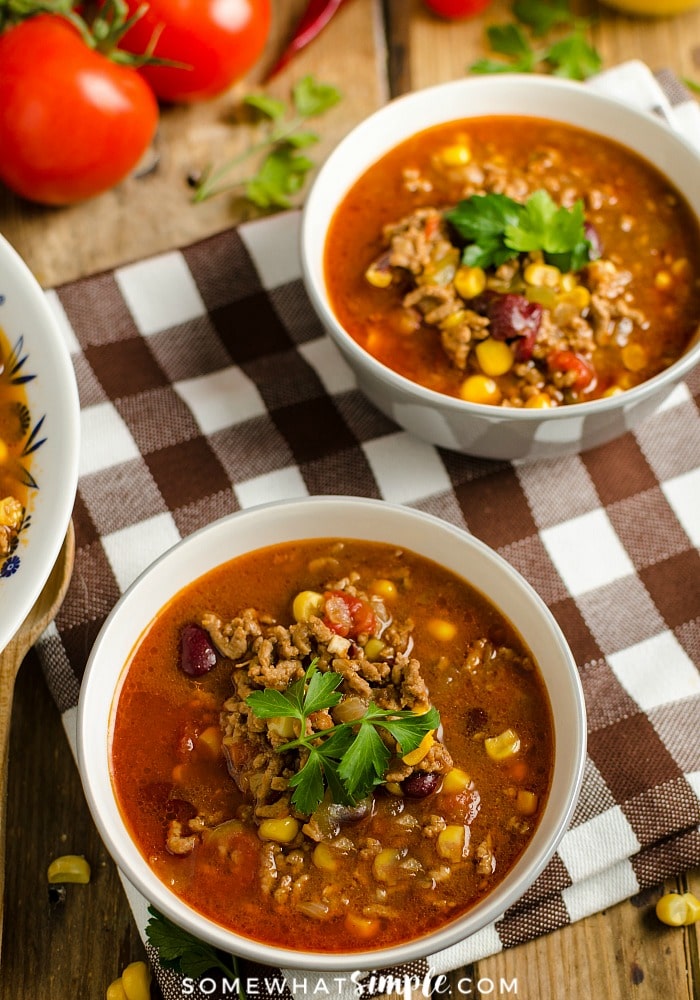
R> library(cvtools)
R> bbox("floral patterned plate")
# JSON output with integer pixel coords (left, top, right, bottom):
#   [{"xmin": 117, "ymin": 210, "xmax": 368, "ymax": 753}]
[{"xmin": 0, "ymin": 234, "xmax": 79, "ymax": 652}]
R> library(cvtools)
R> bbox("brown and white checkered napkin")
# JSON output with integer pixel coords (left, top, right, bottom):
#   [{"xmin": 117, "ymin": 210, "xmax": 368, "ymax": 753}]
[{"xmin": 35, "ymin": 62, "xmax": 700, "ymax": 998}]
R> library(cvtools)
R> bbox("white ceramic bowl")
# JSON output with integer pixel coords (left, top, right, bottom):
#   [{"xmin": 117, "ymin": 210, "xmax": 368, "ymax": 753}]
[
  {"xmin": 77, "ymin": 496, "xmax": 586, "ymax": 971},
  {"xmin": 300, "ymin": 75, "xmax": 700, "ymax": 461},
  {"xmin": 0, "ymin": 234, "xmax": 80, "ymax": 651}
]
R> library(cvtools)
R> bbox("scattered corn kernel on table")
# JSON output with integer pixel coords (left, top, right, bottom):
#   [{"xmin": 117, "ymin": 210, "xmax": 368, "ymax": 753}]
[{"xmin": 1, "ymin": 1, "xmax": 699, "ymax": 997}]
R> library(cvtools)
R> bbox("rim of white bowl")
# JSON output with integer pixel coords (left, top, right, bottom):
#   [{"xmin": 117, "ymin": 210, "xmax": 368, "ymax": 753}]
[
  {"xmin": 300, "ymin": 74, "xmax": 700, "ymax": 423},
  {"xmin": 0, "ymin": 233, "xmax": 80, "ymax": 651},
  {"xmin": 77, "ymin": 496, "xmax": 587, "ymax": 971}
]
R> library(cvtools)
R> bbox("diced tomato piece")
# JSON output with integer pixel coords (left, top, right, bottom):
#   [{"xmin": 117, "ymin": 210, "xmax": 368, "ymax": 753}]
[
  {"xmin": 547, "ymin": 350, "xmax": 596, "ymax": 391},
  {"xmin": 323, "ymin": 590, "xmax": 376, "ymax": 638}
]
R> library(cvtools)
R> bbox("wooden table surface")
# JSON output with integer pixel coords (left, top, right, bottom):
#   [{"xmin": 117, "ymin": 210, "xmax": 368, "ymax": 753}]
[{"xmin": 1, "ymin": 1, "xmax": 699, "ymax": 997}]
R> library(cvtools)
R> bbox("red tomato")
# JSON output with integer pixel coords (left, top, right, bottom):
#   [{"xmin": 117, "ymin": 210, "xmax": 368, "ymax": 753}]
[
  {"xmin": 323, "ymin": 591, "xmax": 377, "ymax": 639},
  {"xmin": 547, "ymin": 350, "xmax": 597, "ymax": 392},
  {"xmin": 0, "ymin": 15, "xmax": 158, "ymax": 206},
  {"xmin": 422, "ymin": 0, "xmax": 493, "ymax": 18},
  {"xmin": 118, "ymin": 0, "xmax": 272, "ymax": 103}
]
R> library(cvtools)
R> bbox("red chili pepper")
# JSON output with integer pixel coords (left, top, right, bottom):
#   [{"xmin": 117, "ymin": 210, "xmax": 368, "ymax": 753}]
[{"xmin": 264, "ymin": 0, "xmax": 350, "ymax": 81}]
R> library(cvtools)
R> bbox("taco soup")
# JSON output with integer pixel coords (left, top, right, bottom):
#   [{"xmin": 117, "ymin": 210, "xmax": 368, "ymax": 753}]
[
  {"xmin": 110, "ymin": 537, "xmax": 554, "ymax": 953},
  {"xmin": 324, "ymin": 116, "xmax": 700, "ymax": 408}
]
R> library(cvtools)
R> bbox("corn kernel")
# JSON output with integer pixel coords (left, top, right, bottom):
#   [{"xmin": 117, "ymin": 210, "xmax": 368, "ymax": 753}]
[
  {"xmin": 523, "ymin": 262, "xmax": 561, "ymax": 288},
  {"xmin": 459, "ymin": 375, "xmax": 501, "ymax": 406},
  {"xmin": 121, "ymin": 961, "xmax": 152, "ymax": 1000},
  {"xmin": 106, "ymin": 981, "xmax": 128, "ymax": 1000},
  {"xmin": 436, "ymin": 824, "xmax": 470, "ymax": 862},
  {"xmin": 370, "ymin": 578, "xmax": 397, "ymax": 600},
  {"xmin": 560, "ymin": 273, "xmax": 577, "ymax": 292},
  {"xmin": 440, "ymin": 309, "xmax": 467, "ymax": 330},
  {"xmin": 671, "ymin": 257, "xmax": 690, "ymax": 278},
  {"xmin": 363, "ymin": 637, "xmax": 385, "ymax": 661},
  {"xmin": 682, "ymin": 891, "xmax": 700, "ymax": 924},
  {"xmin": 654, "ymin": 270, "xmax": 672, "ymax": 290},
  {"xmin": 559, "ymin": 286, "xmax": 591, "ymax": 310},
  {"xmin": 441, "ymin": 767, "xmax": 471, "ymax": 794},
  {"xmin": 524, "ymin": 392, "xmax": 553, "ymax": 409},
  {"xmin": 475, "ymin": 338, "xmax": 514, "ymax": 377},
  {"xmin": 516, "ymin": 789, "xmax": 538, "ymax": 816},
  {"xmin": 621, "ymin": 343, "xmax": 648, "ymax": 372},
  {"xmin": 313, "ymin": 842, "xmax": 341, "ymax": 873},
  {"xmin": 197, "ymin": 725, "xmax": 222, "ymax": 757},
  {"xmin": 454, "ymin": 266, "xmax": 486, "ymax": 299},
  {"xmin": 402, "ymin": 729, "xmax": 435, "ymax": 766},
  {"xmin": 384, "ymin": 781, "xmax": 404, "ymax": 796},
  {"xmin": 484, "ymin": 728, "xmax": 521, "ymax": 761},
  {"xmin": 345, "ymin": 912, "xmax": 381, "ymax": 938},
  {"xmin": 603, "ymin": 385, "xmax": 625, "ymax": 398},
  {"xmin": 365, "ymin": 263, "xmax": 392, "ymax": 288},
  {"xmin": 292, "ymin": 590, "xmax": 324, "ymax": 622},
  {"xmin": 656, "ymin": 892, "xmax": 689, "ymax": 926},
  {"xmin": 258, "ymin": 816, "xmax": 300, "ymax": 843},
  {"xmin": 47, "ymin": 855, "xmax": 91, "ymax": 884},
  {"xmin": 427, "ymin": 617, "xmax": 457, "ymax": 641},
  {"xmin": 439, "ymin": 144, "xmax": 471, "ymax": 167},
  {"xmin": 373, "ymin": 847, "xmax": 402, "ymax": 883}
]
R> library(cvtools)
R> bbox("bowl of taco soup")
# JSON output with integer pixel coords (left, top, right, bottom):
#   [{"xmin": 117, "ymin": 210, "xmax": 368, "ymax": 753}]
[
  {"xmin": 301, "ymin": 75, "xmax": 700, "ymax": 460},
  {"xmin": 77, "ymin": 497, "xmax": 586, "ymax": 970}
]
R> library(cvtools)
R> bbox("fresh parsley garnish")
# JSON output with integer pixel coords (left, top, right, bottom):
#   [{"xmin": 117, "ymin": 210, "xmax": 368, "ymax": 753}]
[
  {"xmin": 145, "ymin": 906, "xmax": 245, "ymax": 999},
  {"xmin": 445, "ymin": 190, "xmax": 594, "ymax": 272},
  {"xmin": 192, "ymin": 75, "xmax": 341, "ymax": 207},
  {"xmin": 470, "ymin": 0, "xmax": 602, "ymax": 81},
  {"xmin": 245, "ymin": 661, "xmax": 441, "ymax": 816}
]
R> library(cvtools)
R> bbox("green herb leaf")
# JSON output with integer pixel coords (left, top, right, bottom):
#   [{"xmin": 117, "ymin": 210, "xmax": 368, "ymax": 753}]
[
  {"xmin": 244, "ymin": 93, "xmax": 287, "ymax": 121},
  {"xmin": 446, "ymin": 190, "xmax": 593, "ymax": 273},
  {"xmin": 246, "ymin": 667, "xmax": 443, "ymax": 814},
  {"xmin": 469, "ymin": 2, "xmax": 601, "ymax": 81},
  {"xmin": 245, "ymin": 688, "xmax": 300, "ymax": 720},
  {"xmin": 545, "ymin": 31, "xmax": 602, "ymax": 81},
  {"xmin": 337, "ymin": 720, "xmax": 391, "ymax": 800},
  {"xmin": 192, "ymin": 75, "xmax": 341, "ymax": 206},
  {"xmin": 487, "ymin": 22, "xmax": 535, "ymax": 61},
  {"xmin": 145, "ymin": 907, "xmax": 243, "ymax": 993},
  {"xmin": 378, "ymin": 705, "xmax": 441, "ymax": 754},
  {"xmin": 292, "ymin": 75, "xmax": 342, "ymax": 118},
  {"xmin": 245, "ymin": 148, "xmax": 316, "ymax": 209},
  {"xmin": 512, "ymin": 0, "xmax": 573, "ymax": 37},
  {"xmin": 303, "ymin": 666, "xmax": 344, "ymax": 716}
]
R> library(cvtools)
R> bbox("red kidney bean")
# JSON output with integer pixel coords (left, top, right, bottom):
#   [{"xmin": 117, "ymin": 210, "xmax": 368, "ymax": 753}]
[
  {"xmin": 403, "ymin": 771, "xmax": 440, "ymax": 798},
  {"xmin": 488, "ymin": 293, "xmax": 543, "ymax": 343},
  {"xmin": 180, "ymin": 623, "xmax": 217, "ymax": 676}
]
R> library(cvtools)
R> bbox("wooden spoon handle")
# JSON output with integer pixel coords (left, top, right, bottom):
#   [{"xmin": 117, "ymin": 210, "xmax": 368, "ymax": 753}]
[{"xmin": 0, "ymin": 523, "xmax": 75, "ymax": 959}]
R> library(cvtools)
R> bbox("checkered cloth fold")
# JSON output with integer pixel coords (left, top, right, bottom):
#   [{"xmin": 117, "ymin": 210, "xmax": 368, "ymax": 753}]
[{"xmin": 34, "ymin": 62, "xmax": 700, "ymax": 998}]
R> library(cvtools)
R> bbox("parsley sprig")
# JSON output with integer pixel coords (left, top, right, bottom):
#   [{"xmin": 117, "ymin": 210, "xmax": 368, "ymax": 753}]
[
  {"xmin": 445, "ymin": 190, "xmax": 594, "ymax": 272},
  {"xmin": 146, "ymin": 906, "xmax": 245, "ymax": 999},
  {"xmin": 245, "ymin": 661, "xmax": 441, "ymax": 816},
  {"xmin": 470, "ymin": 0, "xmax": 602, "ymax": 81},
  {"xmin": 192, "ymin": 75, "xmax": 341, "ymax": 207}
]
